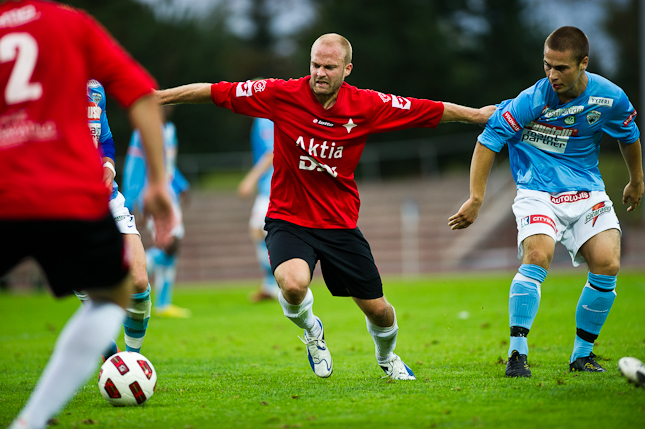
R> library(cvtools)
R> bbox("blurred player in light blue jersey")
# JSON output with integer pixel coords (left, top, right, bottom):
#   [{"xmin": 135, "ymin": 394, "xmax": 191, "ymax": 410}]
[
  {"xmin": 77, "ymin": 80, "xmax": 153, "ymax": 356},
  {"xmin": 449, "ymin": 27, "xmax": 643, "ymax": 377},
  {"xmin": 123, "ymin": 105, "xmax": 191, "ymax": 318},
  {"xmin": 238, "ymin": 117, "xmax": 279, "ymax": 302}
]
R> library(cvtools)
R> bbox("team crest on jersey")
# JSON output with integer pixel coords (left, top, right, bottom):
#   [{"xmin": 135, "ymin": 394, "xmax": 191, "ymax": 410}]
[
  {"xmin": 253, "ymin": 80, "xmax": 266, "ymax": 93},
  {"xmin": 585, "ymin": 202, "xmax": 611, "ymax": 226},
  {"xmin": 587, "ymin": 110, "xmax": 601, "ymax": 125},
  {"xmin": 377, "ymin": 92, "xmax": 392, "ymax": 104},
  {"xmin": 92, "ymin": 93, "xmax": 102, "ymax": 104},
  {"xmin": 563, "ymin": 116, "xmax": 576, "ymax": 125}
]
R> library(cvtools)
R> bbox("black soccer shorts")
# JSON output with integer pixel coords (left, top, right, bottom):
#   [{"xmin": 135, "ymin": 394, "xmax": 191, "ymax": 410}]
[
  {"xmin": 264, "ymin": 217, "xmax": 383, "ymax": 300},
  {"xmin": 0, "ymin": 213, "xmax": 129, "ymax": 297}
]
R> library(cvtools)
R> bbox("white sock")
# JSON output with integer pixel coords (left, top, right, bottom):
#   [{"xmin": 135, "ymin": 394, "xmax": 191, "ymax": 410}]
[
  {"xmin": 15, "ymin": 301, "xmax": 125, "ymax": 428},
  {"xmin": 366, "ymin": 306, "xmax": 399, "ymax": 365},
  {"xmin": 278, "ymin": 289, "xmax": 320, "ymax": 337}
]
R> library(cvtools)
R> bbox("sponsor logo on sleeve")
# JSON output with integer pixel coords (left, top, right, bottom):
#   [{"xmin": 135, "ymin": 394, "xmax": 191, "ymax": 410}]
[
  {"xmin": 586, "ymin": 110, "xmax": 601, "ymax": 125},
  {"xmin": 0, "ymin": 5, "xmax": 40, "ymax": 28},
  {"xmin": 623, "ymin": 109, "xmax": 637, "ymax": 127},
  {"xmin": 391, "ymin": 95, "xmax": 411, "ymax": 110},
  {"xmin": 235, "ymin": 80, "xmax": 254, "ymax": 97},
  {"xmin": 520, "ymin": 214, "xmax": 557, "ymax": 233},
  {"xmin": 585, "ymin": 202, "xmax": 611, "ymax": 226},
  {"xmin": 503, "ymin": 111, "xmax": 522, "ymax": 132},
  {"xmin": 550, "ymin": 191, "xmax": 590, "ymax": 204},
  {"xmin": 588, "ymin": 96, "xmax": 613, "ymax": 107}
]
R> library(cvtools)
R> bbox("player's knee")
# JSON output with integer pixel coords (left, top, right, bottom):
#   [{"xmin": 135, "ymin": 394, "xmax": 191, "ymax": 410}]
[
  {"xmin": 131, "ymin": 270, "xmax": 149, "ymax": 293},
  {"xmin": 592, "ymin": 258, "xmax": 620, "ymax": 276},
  {"xmin": 523, "ymin": 249, "xmax": 551, "ymax": 268}
]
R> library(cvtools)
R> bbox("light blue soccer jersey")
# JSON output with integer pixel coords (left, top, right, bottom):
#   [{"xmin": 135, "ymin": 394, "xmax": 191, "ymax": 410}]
[
  {"xmin": 250, "ymin": 117, "xmax": 274, "ymax": 197},
  {"xmin": 87, "ymin": 79, "xmax": 118, "ymax": 199},
  {"xmin": 479, "ymin": 72, "xmax": 639, "ymax": 192},
  {"xmin": 122, "ymin": 121, "xmax": 185, "ymax": 212}
]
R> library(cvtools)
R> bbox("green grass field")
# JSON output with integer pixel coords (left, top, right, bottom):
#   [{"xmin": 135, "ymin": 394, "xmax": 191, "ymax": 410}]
[{"xmin": 1, "ymin": 271, "xmax": 644, "ymax": 428}]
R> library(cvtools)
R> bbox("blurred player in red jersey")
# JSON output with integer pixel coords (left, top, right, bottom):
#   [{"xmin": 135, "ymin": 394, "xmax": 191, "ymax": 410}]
[
  {"xmin": 0, "ymin": 2, "xmax": 174, "ymax": 428},
  {"xmin": 157, "ymin": 34, "xmax": 494, "ymax": 380}
]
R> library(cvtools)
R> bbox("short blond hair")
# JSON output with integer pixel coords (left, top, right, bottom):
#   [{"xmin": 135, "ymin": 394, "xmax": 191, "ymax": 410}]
[{"xmin": 312, "ymin": 33, "xmax": 353, "ymax": 65}]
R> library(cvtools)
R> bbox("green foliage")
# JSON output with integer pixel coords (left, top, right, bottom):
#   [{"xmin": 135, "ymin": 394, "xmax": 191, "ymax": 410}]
[{"xmin": 2, "ymin": 272, "xmax": 644, "ymax": 428}]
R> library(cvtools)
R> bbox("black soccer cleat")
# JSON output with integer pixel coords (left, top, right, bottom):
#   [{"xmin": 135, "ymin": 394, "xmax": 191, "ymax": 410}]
[
  {"xmin": 506, "ymin": 350, "xmax": 531, "ymax": 378},
  {"xmin": 569, "ymin": 352, "xmax": 606, "ymax": 372}
]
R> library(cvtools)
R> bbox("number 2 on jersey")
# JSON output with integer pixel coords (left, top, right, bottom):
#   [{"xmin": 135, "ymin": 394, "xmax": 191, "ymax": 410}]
[{"xmin": 0, "ymin": 32, "xmax": 42, "ymax": 105}]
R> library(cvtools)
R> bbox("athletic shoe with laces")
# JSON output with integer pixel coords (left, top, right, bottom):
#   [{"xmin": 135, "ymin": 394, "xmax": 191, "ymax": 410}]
[
  {"xmin": 379, "ymin": 354, "xmax": 416, "ymax": 380},
  {"xmin": 506, "ymin": 350, "xmax": 531, "ymax": 377},
  {"xmin": 569, "ymin": 352, "xmax": 606, "ymax": 372},
  {"xmin": 299, "ymin": 316, "xmax": 333, "ymax": 378}
]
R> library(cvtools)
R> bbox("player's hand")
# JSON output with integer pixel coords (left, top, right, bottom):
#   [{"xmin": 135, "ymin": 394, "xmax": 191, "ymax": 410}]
[
  {"xmin": 237, "ymin": 177, "xmax": 255, "ymax": 199},
  {"xmin": 623, "ymin": 179, "xmax": 644, "ymax": 212},
  {"xmin": 448, "ymin": 198, "xmax": 482, "ymax": 230},
  {"xmin": 143, "ymin": 182, "xmax": 176, "ymax": 248},
  {"xmin": 102, "ymin": 166, "xmax": 114, "ymax": 194}
]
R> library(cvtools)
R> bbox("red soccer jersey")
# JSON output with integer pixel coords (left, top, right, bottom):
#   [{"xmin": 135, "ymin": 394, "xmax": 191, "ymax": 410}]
[
  {"xmin": 211, "ymin": 77, "xmax": 444, "ymax": 229},
  {"xmin": 0, "ymin": 1, "xmax": 157, "ymax": 220}
]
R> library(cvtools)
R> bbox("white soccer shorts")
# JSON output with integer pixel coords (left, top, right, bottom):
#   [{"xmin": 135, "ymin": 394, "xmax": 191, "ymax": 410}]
[
  {"xmin": 512, "ymin": 189, "xmax": 621, "ymax": 267},
  {"xmin": 249, "ymin": 193, "xmax": 270, "ymax": 230},
  {"xmin": 109, "ymin": 191, "xmax": 139, "ymax": 235}
]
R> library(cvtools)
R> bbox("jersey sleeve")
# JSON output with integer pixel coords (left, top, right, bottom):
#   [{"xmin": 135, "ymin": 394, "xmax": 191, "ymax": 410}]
[
  {"xmin": 367, "ymin": 91, "xmax": 444, "ymax": 134},
  {"xmin": 210, "ymin": 79, "xmax": 276, "ymax": 119},
  {"xmin": 602, "ymin": 90, "xmax": 640, "ymax": 144},
  {"xmin": 97, "ymin": 86, "xmax": 115, "ymax": 161},
  {"xmin": 479, "ymin": 81, "xmax": 549, "ymax": 152},
  {"xmin": 78, "ymin": 10, "xmax": 157, "ymax": 107}
]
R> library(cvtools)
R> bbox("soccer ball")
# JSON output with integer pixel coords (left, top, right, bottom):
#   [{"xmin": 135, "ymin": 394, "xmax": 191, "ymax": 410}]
[
  {"xmin": 618, "ymin": 356, "xmax": 645, "ymax": 388},
  {"xmin": 98, "ymin": 351, "xmax": 157, "ymax": 406}
]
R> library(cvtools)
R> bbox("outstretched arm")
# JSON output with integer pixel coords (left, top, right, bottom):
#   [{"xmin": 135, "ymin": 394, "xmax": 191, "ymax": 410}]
[
  {"xmin": 440, "ymin": 102, "xmax": 496, "ymax": 125},
  {"xmin": 448, "ymin": 141, "xmax": 496, "ymax": 230},
  {"xmin": 128, "ymin": 94, "xmax": 175, "ymax": 247},
  {"xmin": 157, "ymin": 83, "xmax": 213, "ymax": 105},
  {"xmin": 619, "ymin": 139, "xmax": 644, "ymax": 212}
]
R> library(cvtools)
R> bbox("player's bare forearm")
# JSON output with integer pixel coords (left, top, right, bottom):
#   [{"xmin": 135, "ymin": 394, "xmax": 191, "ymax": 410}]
[
  {"xmin": 440, "ymin": 103, "xmax": 496, "ymax": 124},
  {"xmin": 156, "ymin": 83, "xmax": 212, "ymax": 105},
  {"xmin": 238, "ymin": 152, "xmax": 274, "ymax": 198},
  {"xmin": 619, "ymin": 139, "xmax": 644, "ymax": 211},
  {"xmin": 448, "ymin": 141, "xmax": 496, "ymax": 230}
]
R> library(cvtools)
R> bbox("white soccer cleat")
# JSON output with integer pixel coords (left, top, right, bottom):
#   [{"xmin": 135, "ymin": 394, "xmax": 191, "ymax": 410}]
[
  {"xmin": 618, "ymin": 357, "xmax": 645, "ymax": 387},
  {"xmin": 380, "ymin": 354, "xmax": 416, "ymax": 380},
  {"xmin": 300, "ymin": 316, "xmax": 333, "ymax": 378}
]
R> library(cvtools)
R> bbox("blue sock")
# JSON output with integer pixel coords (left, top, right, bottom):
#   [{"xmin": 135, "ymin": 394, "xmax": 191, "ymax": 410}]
[
  {"xmin": 508, "ymin": 264, "xmax": 547, "ymax": 356},
  {"xmin": 255, "ymin": 240, "xmax": 278, "ymax": 294},
  {"xmin": 571, "ymin": 273, "xmax": 617, "ymax": 362},
  {"xmin": 103, "ymin": 339, "xmax": 119, "ymax": 358},
  {"xmin": 124, "ymin": 285, "xmax": 151, "ymax": 353},
  {"xmin": 155, "ymin": 253, "xmax": 177, "ymax": 309}
]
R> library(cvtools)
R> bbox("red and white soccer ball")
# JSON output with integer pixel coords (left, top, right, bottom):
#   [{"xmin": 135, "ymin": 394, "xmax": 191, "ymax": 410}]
[{"xmin": 98, "ymin": 351, "xmax": 157, "ymax": 406}]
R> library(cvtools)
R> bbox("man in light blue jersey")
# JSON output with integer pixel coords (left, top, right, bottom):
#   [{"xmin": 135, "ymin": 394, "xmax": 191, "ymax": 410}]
[
  {"xmin": 238, "ymin": 117, "xmax": 279, "ymax": 302},
  {"xmin": 80, "ymin": 80, "xmax": 153, "ymax": 356},
  {"xmin": 123, "ymin": 105, "xmax": 191, "ymax": 318},
  {"xmin": 449, "ymin": 26, "xmax": 643, "ymax": 377}
]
